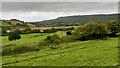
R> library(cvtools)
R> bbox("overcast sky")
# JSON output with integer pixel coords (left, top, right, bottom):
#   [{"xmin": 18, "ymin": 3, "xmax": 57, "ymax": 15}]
[{"xmin": 1, "ymin": 2, "xmax": 118, "ymax": 22}]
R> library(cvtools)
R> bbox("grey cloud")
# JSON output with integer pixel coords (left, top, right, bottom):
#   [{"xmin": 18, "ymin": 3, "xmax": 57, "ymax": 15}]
[
  {"xmin": 2, "ymin": 2, "xmax": 118, "ymax": 12},
  {"xmin": 2, "ymin": 0, "xmax": 119, "ymax": 2}
]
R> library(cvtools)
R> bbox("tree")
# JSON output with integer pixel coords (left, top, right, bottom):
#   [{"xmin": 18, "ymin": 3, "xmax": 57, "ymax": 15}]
[
  {"xmin": 107, "ymin": 20, "xmax": 120, "ymax": 36},
  {"xmin": 9, "ymin": 32, "xmax": 21, "ymax": 41},
  {"xmin": 72, "ymin": 22, "xmax": 108, "ymax": 40},
  {"xmin": 2, "ymin": 29, "xmax": 8, "ymax": 36}
]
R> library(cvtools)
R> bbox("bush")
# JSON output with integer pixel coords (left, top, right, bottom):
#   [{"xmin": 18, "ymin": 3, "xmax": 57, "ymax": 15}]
[
  {"xmin": 2, "ymin": 45, "xmax": 40, "ymax": 55},
  {"xmin": 14, "ymin": 29, "xmax": 21, "ymax": 34},
  {"xmin": 72, "ymin": 22, "xmax": 109, "ymax": 40},
  {"xmin": 60, "ymin": 35, "xmax": 78, "ymax": 43},
  {"xmin": 66, "ymin": 27, "xmax": 74, "ymax": 30},
  {"xmin": 66, "ymin": 30, "xmax": 72, "ymax": 35},
  {"xmin": 46, "ymin": 34, "xmax": 60, "ymax": 45},
  {"xmin": 31, "ymin": 29, "xmax": 41, "ymax": 33},
  {"xmin": 43, "ymin": 28, "xmax": 57, "ymax": 33},
  {"xmin": 2, "ymin": 29, "xmax": 8, "ymax": 36},
  {"xmin": 38, "ymin": 34, "xmax": 60, "ymax": 47},
  {"xmin": 8, "ymin": 32, "xmax": 21, "ymax": 41},
  {"xmin": 38, "ymin": 40, "xmax": 51, "ymax": 47},
  {"xmin": 107, "ymin": 20, "xmax": 120, "ymax": 36}
]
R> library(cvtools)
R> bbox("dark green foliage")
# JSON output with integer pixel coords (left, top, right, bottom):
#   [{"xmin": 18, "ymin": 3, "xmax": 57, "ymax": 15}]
[
  {"xmin": 43, "ymin": 28, "xmax": 57, "ymax": 33},
  {"xmin": 14, "ymin": 29, "xmax": 21, "ymax": 34},
  {"xmin": 8, "ymin": 32, "xmax": 21, "ymax": 41},
  {"xmin": 2, "ymin": 45, "xmax": 40, "ymax": 55},
  {"xmin": 16, "ymin": 23, "xmax": 23, "ymax": 26},
  {"xmin": 33, "ymin": 14, "xmax": 118, "ymax": 25},
  {"xmin": 38, "ymin": 40, "xmax": 51, "ymax": 47},
  {"xmin": 31, "ymin": 29, "xmax": 41, "ymax": 33},
  {"xmin": 42, "ymin": 27, "xmax": 74, "ymax": 33},
  {"xmin": 46, "ymin": 34, "xmax": 60, "ymax": 45},
  {"xmin": 73, "ymin": 22, "xmax": 109, "ymax": 40},
  {"xmin": 107, "ymin": 20, "xmax": 120, "ymax": 36},
  {"xmin": 66, "ymin": 27, "xmax": 74, "ymax": 30},
  {"xmin": 2, "ymin": 29, "xmax": 8, "ymax": 36},
  {"xmin": 60, "ymin": 35, "xmax": 78, "ymax": 43},
  {"xmin": 38, "ymin": 34, "xmax": 60, "ymax": 47},
  {"xmin": 56, "ymin": 28, "xmax": 67, "ymax": 31},
  {"xmin": 66, "ymin": 30, "xmax": 72, "ymax": 35},
  {"xmin": 16, "ymin": 23, "xmax": 28, "ymax": 27}
]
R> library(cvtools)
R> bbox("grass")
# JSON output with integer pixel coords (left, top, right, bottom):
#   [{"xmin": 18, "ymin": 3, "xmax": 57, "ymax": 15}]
[
  {"xmin": 2, "ymin": 31, "xmax": 62, "ymax": 47},
  {"xmin": 2, "ymin": 37, "xmax": 118, "ymax": 66},
  {"xmin": 1, "ymin": 21, "xmax": 13, "ymax": 27}
]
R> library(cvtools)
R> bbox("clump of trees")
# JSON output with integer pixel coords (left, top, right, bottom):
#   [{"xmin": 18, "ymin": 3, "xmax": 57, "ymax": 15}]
[
  {"xmin": 38, "ymin": 21, "xmax": 120, "ymax": 49},
  {"xmin": 43, "ymin": 28, "xmax": 57, "ymax": 33},
  {"xmin": 8, "ymin": 32, "xmax": 21, "ymax": 41},
  {"xmin": 72, "ymin": 22, "xmax": 109, "ymax": 40},
  {"xmin": 107, "ymin": 20, "xmax": 120, "ymax": 36},
  {"xmin": 2, "ymin": 29, "xmax": 8, "ymax": 36}
]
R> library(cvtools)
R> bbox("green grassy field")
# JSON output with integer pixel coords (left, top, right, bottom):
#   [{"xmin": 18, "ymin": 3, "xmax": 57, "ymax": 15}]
[
  {"xmin": 2, "ymin": 36, "xmax": 118, "ymax": 66},
  {"xmin": 2, "ymin": 31, "xmax": 62, "ymax": 47}
]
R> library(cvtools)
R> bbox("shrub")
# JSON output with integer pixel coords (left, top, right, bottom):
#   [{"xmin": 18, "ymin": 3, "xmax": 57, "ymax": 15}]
[
  {"xmin": 2, "ymin": 45, "xmax": 40, "ymax": 55},
  {"xmin": 38, "ymin": 40, "xmax": 51, "ymax": 47},
  {"xmin": 38, "ymin": 34, "xmax": 60, "ymax": 47},
  {"xmin": 14, "ymin": 29, "xmax": 21, "ymax": 34},
  {"xmin": 11, "ymin": 46, "xmax": 31, "ymax": 54},
  {"xmin": 31, "ymin": 29, "xmax": 41, "ymax": 33},
  {"xmin": 43, "ymin": 28, "xmax": 57, "ymax": 33},
  {"xmin": 66, "ymin": 30, "xmax": 72, "ymax": 35},
  {"xmin": 8, "ymin": 32, "xmax": 21, "ymax": 41},
  {"xmin": 107, "ymin": 20, "xmax": 120, "ymax": 36},
  {"xmin": 66, "ymin": 27, "xmax": 74, "ymax": 30},
  {"xmin": 46, "ymin": 34, "xmax": 60, "ymax": 45},
  {"xmin": 60, "ymin": 35, "xmax": 78, "ymax": 43},
  {"xmin": 2, "ymin": 29, "xmax": 8, "ymax": 36},
  {"xmin": 72, "ymin": 22, "xmax": 109, "ymax": 40}
]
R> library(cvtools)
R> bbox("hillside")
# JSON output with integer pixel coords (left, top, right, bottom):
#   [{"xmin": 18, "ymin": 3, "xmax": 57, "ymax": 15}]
[
  {"xmin": 0, "ymin": 20, "xmax": 13, "ymax": 27},
  {"xmin": 4, "ymin": 19, "xmax": 24, "ymax": 25},
  {"xmin": 30, "ymin": 14, "xmax": 118, "ymax": 25},
  {"xmin": 2, "ymin": 37, "xmax": 118, "ymax": 66}
]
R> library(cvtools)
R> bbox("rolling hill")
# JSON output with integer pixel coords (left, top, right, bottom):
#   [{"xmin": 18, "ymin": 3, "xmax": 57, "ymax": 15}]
[
  {"xmin": 0, "ymin": 20, "xmax": 13, "ymax": 27},
  {"xmin": 0, "ymin": 19, "xmax": 25, "ymax": 27},
  {"xmin": 30, "ymin": 14, "xmax": 119, "ymax": 25},
  {"xmin": 4, "ymin": 19, "xmax": 24, "ymax": 25}
]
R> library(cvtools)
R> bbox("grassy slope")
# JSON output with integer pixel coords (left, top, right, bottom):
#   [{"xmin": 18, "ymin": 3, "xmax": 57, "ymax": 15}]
[
  {"xmin": 4, "ymin": 20, "xmax": 23, "ymax": 25},
  {"xmin": 0, "ymin": 20, "xmax": 13, "ymax": 27},
  {"xmin": 34, "ymin": 14, "xmax": 118, "ymax": 25},
  {"xmin": 2, "ymin": 37, "xmax": 118, "ymax": 66},
  {"xmin": 2, "ymin": 31, "xmax": 62, "ymax": 46}
]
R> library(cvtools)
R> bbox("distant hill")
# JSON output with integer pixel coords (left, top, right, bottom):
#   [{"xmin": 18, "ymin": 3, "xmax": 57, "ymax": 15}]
[
  {"xmin": 30, "ymin": 14, "xmax": 119, "ymax": 25},
  {"xmin": 4, "ymin": 19, "xmax": 24, "ymax": 25},
  {"xmin": 1, "ymin": 19, "xmax": 24, "ymax": 27},
  {"xmin": 0, "ymin": 20, "xmax": 13, "ymax": 27}
]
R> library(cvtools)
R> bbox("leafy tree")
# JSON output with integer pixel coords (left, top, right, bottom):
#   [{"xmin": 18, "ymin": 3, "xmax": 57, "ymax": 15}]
[
  {"xmin": 31, "ymin": 29, "xmax": 41, "ymax": 33},
  {"xmin": 107, "ymin": 20, "xmax": 120, "ymax": 36},
  {"xmin": 73, "ymin": 22, "xmax": 108, "ymax": 40},
  {"xmin": 2, "ymin": 29, "xmax": 8, "ymax": 36},
  {"xmin": 43, "ymin": 28, "xmax": 57, "ymax": 33},
  {"xmin": 9, "ymin": 32, "xmax": 21, "ymax": 41},
  {"xmin": 46, "ymin": 34, "xmax": 60, "ymax": 45},
  {"xmin": 66, "ymin": 30, "xmax": 72, "ymax": 35}
]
